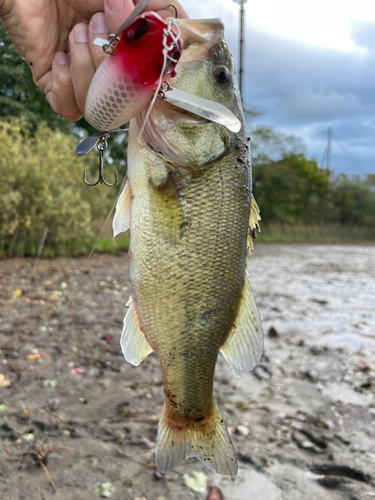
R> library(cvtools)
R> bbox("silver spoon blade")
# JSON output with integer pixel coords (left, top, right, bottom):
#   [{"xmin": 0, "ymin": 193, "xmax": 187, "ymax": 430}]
[
  {"xmin": 76, "ymin": 133, "xmax": 104, "ymax": 156},
  {"xmin": 161, "ymin": 87, "xmax": 242, "ymax": 133}
]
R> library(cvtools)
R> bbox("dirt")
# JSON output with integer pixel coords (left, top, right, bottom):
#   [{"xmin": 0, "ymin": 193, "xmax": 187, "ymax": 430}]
[{"xmin": 0, "ymin": 244, "xmax": 374, "ymax": 500}]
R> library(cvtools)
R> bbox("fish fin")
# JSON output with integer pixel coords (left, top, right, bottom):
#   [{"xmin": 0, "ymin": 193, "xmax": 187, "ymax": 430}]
[
  {"xmin": 247, "ymin": 196, "xmax": 261, "ymax": 253},
  {"xmin": 156, "ymin": 399, "xmax": 238, "ymax": 476},
  {"xmin": 113, "ymin": 178, "xmax": 132, "ymax": 237},
  {"xmin": 220, "ymin": 271, "xmax": 263, "ymax": 376},
  {"xmin": 121, "ymin": 296, "xmax": 153, "ymax": 366}
]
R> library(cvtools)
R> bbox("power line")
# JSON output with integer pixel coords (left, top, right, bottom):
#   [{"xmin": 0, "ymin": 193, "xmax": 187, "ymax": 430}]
[
  {"xmin": 233, "ymin": 0, "xmax": 248, "ymax": 102},
  {"xmin": 333, "ymin": 133, "xmax": 370, "ymax": 176}
]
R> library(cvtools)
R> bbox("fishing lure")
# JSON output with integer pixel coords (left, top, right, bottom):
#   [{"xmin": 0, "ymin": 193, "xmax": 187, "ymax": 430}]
[
  {"xmin": 77, "ymin": 0, "xmax": 242, "ymax": 186},
  {"xmin": 85, "ymin": 5, "xmax": 183, "ymax": 131}
]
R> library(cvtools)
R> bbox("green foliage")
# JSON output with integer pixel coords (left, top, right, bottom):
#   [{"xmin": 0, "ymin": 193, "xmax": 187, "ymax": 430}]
[
  {"xmin": 251, "ymin": 126, "xmax": 375, "ymax": 235},
  {"xmin": 0, "ymin": 120, "xmax": 125, "ymax": 257},
  {"xmin": 325, "ymin": 174, "xmax": 375, "ymax": 227},
  {"xmin": 253, "ymin": 154, "xmax": 330, "ymax": 224},
  {"xmin": 0, "ymin": 22, "xmax": 71, "ymax": 133},
  {"xmin": 250, "ymin": 126, "xmax": 305, "ymax": 166}
]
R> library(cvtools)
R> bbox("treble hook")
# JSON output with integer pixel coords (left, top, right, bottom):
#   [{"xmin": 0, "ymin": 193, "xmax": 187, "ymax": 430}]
[{"xmin": 83, "ymin": 139, "xmax": 118, "ymax": 187}]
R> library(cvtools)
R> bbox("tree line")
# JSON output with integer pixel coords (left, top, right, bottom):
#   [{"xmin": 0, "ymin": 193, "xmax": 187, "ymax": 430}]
[{"xmin": 0, "ymin": 22, "xmax": 374, "ymax": 256}]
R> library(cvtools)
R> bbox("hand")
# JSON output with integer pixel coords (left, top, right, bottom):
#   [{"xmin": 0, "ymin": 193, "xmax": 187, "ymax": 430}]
[{"xmin": 0, "ymin": 0, "xmax": 188, "ymax": 121}]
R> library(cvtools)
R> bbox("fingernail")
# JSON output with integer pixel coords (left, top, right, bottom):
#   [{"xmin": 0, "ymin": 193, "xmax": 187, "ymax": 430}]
[
  {"xmin": 92, "ymin": 13, "xmax": 108, "ymax": 34},
  {"xmin": 74, "ymin": 24, "xmax": 89, "ymax": 43},
  {"xmin": 55, "ymin": 52, "xmax": 69, "ymax": 65},
  {"xmin": 106, "ymin": 0, "xmax": 124, "ymax": 13}
]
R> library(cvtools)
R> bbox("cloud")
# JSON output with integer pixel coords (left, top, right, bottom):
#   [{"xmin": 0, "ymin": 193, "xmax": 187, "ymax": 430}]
[
  {"xmin": 186, "ymin": 2, "xmax": 375, "ymax": 174},
  {"xmin": 280, "ymin": 89, "xmax": 367, "ymax": 121},
  {"xmin": 350, "ymin": 20, "xmax": 375, "ymax": 51}
]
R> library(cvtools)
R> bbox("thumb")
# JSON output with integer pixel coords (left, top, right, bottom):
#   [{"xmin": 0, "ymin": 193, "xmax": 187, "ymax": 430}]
[{"xmin": 104, "ymin": 0, "xmax": 135, "ymax": 34}]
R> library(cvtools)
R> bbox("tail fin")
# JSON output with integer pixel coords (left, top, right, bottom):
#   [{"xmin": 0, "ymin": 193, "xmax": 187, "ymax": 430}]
[{"xmin": 156, "ymin": 399, "xmax": 238, "ymax": 476}]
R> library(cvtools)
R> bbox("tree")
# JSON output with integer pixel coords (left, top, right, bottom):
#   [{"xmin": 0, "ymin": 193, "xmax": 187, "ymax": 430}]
[
  {"xmin": 325, "ymin": 174, "xmax": 375, "ymax": 227},
  {"xmin": 253, "ymin": 154, "xmax": 330, "ymax": 224},
  {"xmin": 0, "ymin": 120, "xmax": 123, "ymax": 256},
  {"xmin": 250, "ymin": 126, "xmax": 305, "ymax": 167}
]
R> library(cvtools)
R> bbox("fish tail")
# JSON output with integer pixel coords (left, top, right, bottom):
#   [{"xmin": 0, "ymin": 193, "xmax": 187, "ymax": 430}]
[{"xmin": 156, "ymin": 399, "xmax": 238, "ymax": 476}]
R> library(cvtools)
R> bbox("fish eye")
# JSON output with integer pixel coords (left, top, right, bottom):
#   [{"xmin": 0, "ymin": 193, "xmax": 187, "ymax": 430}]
[
  {"xmin": 127, "ymin": 20, "xmax": 148, "ymax": 41},
  {"xmin": 213, "ymin": 65, "xmax": 231, "ymax": 86}
]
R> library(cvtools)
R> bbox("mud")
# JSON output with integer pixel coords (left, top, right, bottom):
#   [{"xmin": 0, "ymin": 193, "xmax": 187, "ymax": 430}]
[{"xmin": 0, "ymin": 244, "xmax": 374, "ymax": 499}]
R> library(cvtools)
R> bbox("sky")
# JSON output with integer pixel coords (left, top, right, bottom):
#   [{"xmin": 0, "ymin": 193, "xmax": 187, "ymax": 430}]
[{"xmin": 185, "ymin": 0, "xmax": 375, "ymax": 175}]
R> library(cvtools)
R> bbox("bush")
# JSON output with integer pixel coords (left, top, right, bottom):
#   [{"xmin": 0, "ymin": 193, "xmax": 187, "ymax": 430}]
[{"xmin": 0, "ymin": 121, "xmax": 122, "ymax": 257}]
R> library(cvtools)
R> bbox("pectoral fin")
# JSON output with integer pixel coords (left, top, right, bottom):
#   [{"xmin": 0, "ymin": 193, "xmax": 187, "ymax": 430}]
[
  {"xmin": 220, "ymin": 272, "xmax": 263, "ymax": 376},
  {"xmin": 121, "ymin": 296, "xmax": 153, "ymax": 366},
  {"xmin": 113, "ymin": 178, "xmax": 132, "ymax": 237},
  {"xmin": 247, "ymin": 196, "xmax": 261, "ymax": 253}
]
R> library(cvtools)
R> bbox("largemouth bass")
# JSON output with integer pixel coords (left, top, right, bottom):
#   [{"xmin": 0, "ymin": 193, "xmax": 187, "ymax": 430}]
[{"xmin": 113, "ymin": 18, "xmax": 263, "ymax": 476}]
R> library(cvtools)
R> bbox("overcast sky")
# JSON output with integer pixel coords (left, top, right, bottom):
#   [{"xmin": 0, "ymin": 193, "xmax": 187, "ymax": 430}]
[{"xmin": 185, "ymin": 0, "xmax": 375, "ymax": 175}]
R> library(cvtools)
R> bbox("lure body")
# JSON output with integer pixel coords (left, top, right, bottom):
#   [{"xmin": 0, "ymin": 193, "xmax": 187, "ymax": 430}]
[{"xmin": 85, "ymin": 12, "xmax": 183, "ymax": 131}]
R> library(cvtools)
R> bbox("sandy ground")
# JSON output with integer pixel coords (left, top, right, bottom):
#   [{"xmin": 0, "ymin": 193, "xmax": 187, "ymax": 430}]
[{"xmin": 0, "ymin": 244, "xmax": 374, "ymax": 500}]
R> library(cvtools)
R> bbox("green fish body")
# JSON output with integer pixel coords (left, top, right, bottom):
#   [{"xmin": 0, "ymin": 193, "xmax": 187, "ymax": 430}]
[{"xmin": 113, "ymin": 18, "xmax": 263, "ymax": 476}]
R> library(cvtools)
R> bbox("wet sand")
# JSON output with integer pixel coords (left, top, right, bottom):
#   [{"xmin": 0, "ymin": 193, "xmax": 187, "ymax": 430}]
[{"xmin": 0, "ymin": 244, "xmax": 374, "ymax": 499}]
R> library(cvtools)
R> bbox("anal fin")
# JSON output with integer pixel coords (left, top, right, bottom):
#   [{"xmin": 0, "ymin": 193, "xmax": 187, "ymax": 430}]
[
  {"xmin": 121, "ymin": 296, "xmax": 153, "ymax": 365},
  {"xmin": 113, "ymin": 178, "xmax": 132, "ymax": 237},
  {"xmin": 220, "ymin": 271, "xmax": 263, "ymax": 376}
]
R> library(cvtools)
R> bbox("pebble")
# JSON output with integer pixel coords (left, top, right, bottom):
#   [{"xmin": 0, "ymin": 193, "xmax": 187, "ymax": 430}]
[
  {"xmin": 237, "ymin": 425, "xmax": 250, "ymax": 436},
  {"xmin": 48, "ymin": 396, "xmax": 59, "ymax": 409}
]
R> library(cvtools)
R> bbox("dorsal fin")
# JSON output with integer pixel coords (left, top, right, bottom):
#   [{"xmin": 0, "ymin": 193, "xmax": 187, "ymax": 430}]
[{"xmin": 247, "ymin": 196, "xmax": 261, "ymax": 253}]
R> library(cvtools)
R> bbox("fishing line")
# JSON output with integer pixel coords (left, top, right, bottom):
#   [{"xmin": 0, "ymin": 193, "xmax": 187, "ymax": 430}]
[
  {"xmin": 138, "ymin": 19, "xmax": 181, "ymax": 142},
  {"xmin": 159, "ymin": 3, "xmax": 178, "ymax": 18},
  {"xmin": 138, "ymin": 54, "xmax": 168, "ymax": 142},
  {"xmin": 4, "ymin": 165, "xmax": 129, "ymax": 498}
]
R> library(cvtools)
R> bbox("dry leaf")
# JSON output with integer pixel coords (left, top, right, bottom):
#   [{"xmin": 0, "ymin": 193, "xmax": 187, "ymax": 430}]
[
  {"xmin": 183, "ymin": 471, "xmax": 208, "ymax": 493},
  {"xmin": 0, "ymin": 373, "xmax": 11, "ymax": 388},
  {"xmin": 71, "ymin": 368, "xmax": 84, "ymax": 375},
  {"xmin": 27, "ymin": 353, "xmax": 41, "ymax": 360}
]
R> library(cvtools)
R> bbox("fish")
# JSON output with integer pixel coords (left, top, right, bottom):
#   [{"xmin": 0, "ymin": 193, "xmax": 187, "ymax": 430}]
[
  {"xmin": 84, "ymin": 10, "xmax": 183, "ymax": 131},
  {"xmin": 113, "ymin": 18, "xmax": 263, "ymax": 476}
]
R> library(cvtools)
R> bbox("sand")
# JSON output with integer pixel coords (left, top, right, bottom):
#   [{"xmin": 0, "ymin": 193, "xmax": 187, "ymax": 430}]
[{"xmin": 0, "ymin": 244, "xmax": 374, "ymax": 499}]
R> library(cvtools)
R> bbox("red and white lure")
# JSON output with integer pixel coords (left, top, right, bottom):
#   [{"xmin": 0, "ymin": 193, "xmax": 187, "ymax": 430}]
[{"xmin": 84, "ymin": 7, "xmax": 183, "ymax": 131}]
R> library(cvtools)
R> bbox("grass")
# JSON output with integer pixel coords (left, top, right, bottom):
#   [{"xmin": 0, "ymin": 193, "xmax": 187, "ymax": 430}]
[
  {"xmin": 1, "ymin": 225, "xmax": 374, "ymax": 259},
  {"xmin": 0, "ymin": 234, "xmax": 129, "ymax": 259},
  {"xmin": 256, "ymin": 224, "xmax": 375, "ymax": 244}
]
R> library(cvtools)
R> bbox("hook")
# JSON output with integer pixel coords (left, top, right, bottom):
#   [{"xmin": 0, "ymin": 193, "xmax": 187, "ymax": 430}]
[
  {"xmin": 160, "ymin": 3, "xmax": 178, "ymax": 18},
  {"xmin": 83, "ymin": 139, "xmax": 118, "ymax": 187}
]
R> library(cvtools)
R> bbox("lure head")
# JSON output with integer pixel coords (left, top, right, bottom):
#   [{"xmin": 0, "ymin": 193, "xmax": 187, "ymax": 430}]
[{"xmin": 114, "ymin": 12, "xmax": 184, "ymax": 87}]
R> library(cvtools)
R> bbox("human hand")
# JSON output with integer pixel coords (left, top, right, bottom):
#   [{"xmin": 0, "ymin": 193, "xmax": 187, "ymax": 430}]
[{"xmin": 0, "ymin": 0, "xmax": 188, "ymax": 121}]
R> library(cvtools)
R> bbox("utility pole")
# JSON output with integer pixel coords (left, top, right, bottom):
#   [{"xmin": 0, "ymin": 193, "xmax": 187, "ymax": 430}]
[
  {"xmin": 233, "ymin": 0, "xmax": 248, "ymax": 102},
  {"xmin": 327, "ymin": 127, "xmax": 332, "ymax": 170}
]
